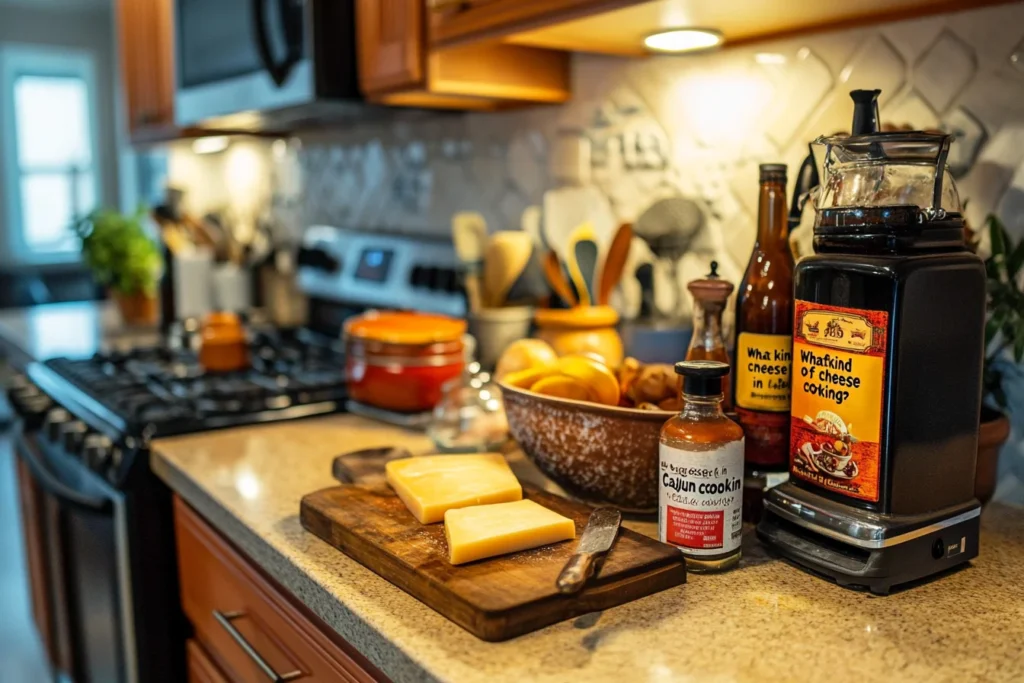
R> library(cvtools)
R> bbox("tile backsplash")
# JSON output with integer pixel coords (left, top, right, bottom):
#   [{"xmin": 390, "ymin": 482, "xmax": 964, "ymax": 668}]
[{"xmin": 169, "ymin": 2, "xmax": 1024, "ymax": 504}]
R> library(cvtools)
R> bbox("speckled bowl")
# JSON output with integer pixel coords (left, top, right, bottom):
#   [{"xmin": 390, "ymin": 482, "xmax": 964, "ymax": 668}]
[{"xmin": 500, "ymin": 382, "xmax": 674, "ymax": 514}]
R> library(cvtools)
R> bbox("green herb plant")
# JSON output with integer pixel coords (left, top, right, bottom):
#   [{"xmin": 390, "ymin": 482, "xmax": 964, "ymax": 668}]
[
  {"xmin": 72, "ymin": 207, "xmax": 164, "ymax": 297},
  {"xmin": 983, "ymin": 213, "xmax": 1024, "ymax": 412}
]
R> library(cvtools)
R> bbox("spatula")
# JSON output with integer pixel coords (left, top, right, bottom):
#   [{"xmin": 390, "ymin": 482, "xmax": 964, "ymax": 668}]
[
  {"xmin": 574, "ymin": 239, "xmax": 599, "ymax": 307},
  {"xmin": 564, "ymin": 222, "xmax": 596, "ymax": 306},
  {"xmin": 597, "ymin": 223, "xmax": 633, "ymax": 306},
  {"xmin": 543, "ymin": 251, "xmax": 577, "ymax": 307},
  {"xmin": 452, "ymin": 212, "xmax": 488, "ymax": 313},
  {"xmin": 482, "ymin": 231, "xmax": 533, "ymax": 308}
]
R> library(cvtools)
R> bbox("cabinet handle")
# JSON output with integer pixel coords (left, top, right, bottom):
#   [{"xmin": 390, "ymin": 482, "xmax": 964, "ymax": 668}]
[
  {"xmin": 213, "ymin": 610, "xmax": 304, "ymax": 682},
  {"xmin": 427, "ymin": 0, "xmax": 465, "ymax": 11}
]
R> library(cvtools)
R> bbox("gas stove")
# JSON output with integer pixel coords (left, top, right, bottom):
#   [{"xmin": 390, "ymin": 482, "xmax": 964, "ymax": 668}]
[{"xmin": 31, "ymin": 327, "xmax": 347, "ymax": 440}]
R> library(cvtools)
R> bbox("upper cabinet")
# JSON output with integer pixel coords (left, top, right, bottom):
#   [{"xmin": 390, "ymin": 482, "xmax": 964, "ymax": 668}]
[
  {"xmin": 116, "ymin": 0, "xmax": 178, "ymax": 143},
  {"xmin": 430, "ymin": 0, "xmax": 1014, "ymax": 57},
  {"xmin": 356, "ymin": 0, "xmax": 571, "ymax": 110}
]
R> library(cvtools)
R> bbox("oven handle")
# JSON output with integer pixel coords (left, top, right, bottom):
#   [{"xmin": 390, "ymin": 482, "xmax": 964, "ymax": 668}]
[
  {"xmin": 213, "ymin": 610, "xmax": 304, "ymax": 682},
  {"xmin": 252, "ymin": 0, "xmax": 303, "ymax": 87},
  {"xmin": 15, "ymin": 438, "xmax": 112, "ymax": 514}
]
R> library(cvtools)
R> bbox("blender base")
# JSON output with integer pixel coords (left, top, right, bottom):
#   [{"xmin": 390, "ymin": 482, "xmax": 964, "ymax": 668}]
[{"xmin": 756, "ymin": 482, "xmax": 981, "ymax": 595}]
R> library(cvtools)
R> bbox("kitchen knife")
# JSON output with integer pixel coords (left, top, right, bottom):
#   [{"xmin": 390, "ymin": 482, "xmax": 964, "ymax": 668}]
[{"xmin": 556, "ymin": 507, "xmax": 621, "ymax": 594}]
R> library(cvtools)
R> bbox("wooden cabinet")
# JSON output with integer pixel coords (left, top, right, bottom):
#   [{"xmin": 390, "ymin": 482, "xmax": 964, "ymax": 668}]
[
  {"xmin": 187, "ymin": 640, "xmax": 231, "ymax": 683},
  {"xmin": 174, "ymin": 496, "xmax": 385, "ymax": 683},
  {"xmin": 115, "ymin": 0, "xmax": 218, "ymax": 143},
  {"xmin": 356, "ymin": 0, "xmax": 570, "ymax": 110},
  {"xmin": 427, "ymin": 0, "xmax": 640, "ymax": 48}
]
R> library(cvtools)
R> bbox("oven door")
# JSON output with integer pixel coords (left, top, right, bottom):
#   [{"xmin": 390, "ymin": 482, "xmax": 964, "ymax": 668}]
[
  {"xmin": 15, "ymin": 433, "xmax": 133, "ymax": 683},
  {"xmin": 175, "ymin": 0, "xmax": 313, "ymax": 126}
]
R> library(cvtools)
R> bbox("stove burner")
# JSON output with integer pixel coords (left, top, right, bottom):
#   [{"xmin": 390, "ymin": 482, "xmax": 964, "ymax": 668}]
[{"xmin": 44, "ymin": 327, "xmax": 347, "ymax": 437}]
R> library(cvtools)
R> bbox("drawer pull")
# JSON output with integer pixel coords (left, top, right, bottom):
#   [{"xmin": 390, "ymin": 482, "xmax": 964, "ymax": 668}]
[{"xmin": 213, "ymin": 610, "xmax": 304, "ymax": 682}]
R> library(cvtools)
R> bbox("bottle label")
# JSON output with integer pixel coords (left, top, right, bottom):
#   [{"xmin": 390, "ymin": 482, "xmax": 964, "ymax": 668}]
[
  {"xmin": 658, "ymin": 440, "xmax": 744, "ymax": 555},
  {"xmin": 790, "ymin": 301, "xmax": 889, "ymax": 503},
  {"xmin": 735, "ymin": 332, "xmax": 792, "ymax": 412}
]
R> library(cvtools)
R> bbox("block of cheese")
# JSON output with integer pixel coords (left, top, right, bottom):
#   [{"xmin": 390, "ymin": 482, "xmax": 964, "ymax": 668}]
[
  {"xmin": 385, "ymin": 454, "xmax": 522, "ymax": 524},
  {"xmin": 444, "ymin": 499, "xmax": 576, "ymax": 565}
]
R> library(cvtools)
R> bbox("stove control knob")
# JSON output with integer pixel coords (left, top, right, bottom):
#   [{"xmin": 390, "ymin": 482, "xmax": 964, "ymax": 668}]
[
  {"xmin": 61, "ymin": 421, "xmax": 89, "ymax": 454},
  {"xmin": 83, "ymin": 434, "xmax": 113, "ymax": 469},
  {"xmin": 43, "ymin": 408, "xmax": 71, "ymax": 442}
]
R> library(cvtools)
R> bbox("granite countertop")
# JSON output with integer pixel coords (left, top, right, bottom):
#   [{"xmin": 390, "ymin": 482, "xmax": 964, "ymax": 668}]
[
  {"xmin": 152, "ymin": 415, "xmax": 1024, "ymax": 683},
  {"xmin": 0, "ymin": 301, "xmax": 158, "ymax": 368}
]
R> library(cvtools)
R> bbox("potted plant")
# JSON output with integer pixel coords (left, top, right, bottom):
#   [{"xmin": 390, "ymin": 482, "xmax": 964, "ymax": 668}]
[
  {"xmin": 977, "ymin": 213, "xmax": 1023, "ymax": 504},
  {"xmin": 73, "ymin": 207, "xmax": 164, "ymax": 326}
]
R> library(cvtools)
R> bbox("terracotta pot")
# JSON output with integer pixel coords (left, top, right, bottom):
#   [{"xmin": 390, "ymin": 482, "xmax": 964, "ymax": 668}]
[
  {"xmin": 112, "ymin": 290, "xmax": 158, "ymax": 327},
  {"xmin": 534, "ymin": 306, "xmax": 623, "ymax": 368},
  {"xmin": 977, "ymin": 408, "xmax": 1010, "ymax": 505},
  {"xmin": 501, "ymin": 381, "xmax": 673, "ymax": 513}
]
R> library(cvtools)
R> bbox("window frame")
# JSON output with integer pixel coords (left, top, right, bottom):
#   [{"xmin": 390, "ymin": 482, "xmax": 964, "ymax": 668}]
[{"xmin": 0, "ymin": 44, "xmax": 102, "ymax": 265}]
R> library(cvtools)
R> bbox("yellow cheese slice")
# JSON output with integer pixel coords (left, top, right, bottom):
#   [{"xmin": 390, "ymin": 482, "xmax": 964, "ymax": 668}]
[
  {"xmin": 385, "ymin": 454, "xmax": 522, "ymax": 524},
  {"xmin": 444, "ymin": 499, "xmax": 576, "ymax": 565}
]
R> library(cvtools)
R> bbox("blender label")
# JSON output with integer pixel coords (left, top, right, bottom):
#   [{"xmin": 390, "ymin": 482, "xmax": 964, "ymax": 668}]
[
  {"xmin": 790, "ymin": 301, "xmax": 888, "ymax": 502},
  {"xmin": 735, "ymin": 332, "xmax": 792, "ymax": 412}
]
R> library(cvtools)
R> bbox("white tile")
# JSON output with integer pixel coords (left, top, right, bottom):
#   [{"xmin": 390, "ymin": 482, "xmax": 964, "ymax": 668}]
[
  {"xmin": 914, "ymin": 30, "xmax": 977, "ymax": 114},
  {"xmin": 764, "ymin": 47, "xmax": 834, "ymax": 149}
]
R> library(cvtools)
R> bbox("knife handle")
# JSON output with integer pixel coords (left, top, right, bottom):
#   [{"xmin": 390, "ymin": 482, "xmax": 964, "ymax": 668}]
[{"xmin": 557, "ymin": 552, "xmax": 598, "ymax": 594}]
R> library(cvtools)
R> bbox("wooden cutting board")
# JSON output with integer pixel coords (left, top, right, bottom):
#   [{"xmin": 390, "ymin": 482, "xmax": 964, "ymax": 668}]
[{"xmin": 300, "ymin": 485, "xmax": 686, "ymax": 641}]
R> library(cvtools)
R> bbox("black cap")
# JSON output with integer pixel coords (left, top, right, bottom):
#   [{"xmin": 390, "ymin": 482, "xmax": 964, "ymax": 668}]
[
  {"xmin": 759, "ymin": 163, "xmax": 787, "ymax": 182},
  {"xmin": 674, "ymin": 360, "xmax": 730, "ymax": 397},
  {"xmin": 850, "ymin": 89, "xmax": 881, "ymax": 135}
]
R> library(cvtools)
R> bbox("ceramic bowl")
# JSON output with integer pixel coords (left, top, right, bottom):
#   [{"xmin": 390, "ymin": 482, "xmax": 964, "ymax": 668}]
[{"xmin": 500, "ymin": 382, "xmax": 673, "ymax": 513}]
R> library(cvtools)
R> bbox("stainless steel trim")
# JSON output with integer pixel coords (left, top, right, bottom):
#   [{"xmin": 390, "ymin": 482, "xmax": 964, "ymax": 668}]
[
  {"xmin": 175, "ymin": 60, "xmax": 313, "ymax": 126},
  {"xmin": 213, "ymin": 610, "xmax": 304, "ymax": 682},
  {"xmin": 113, "ymin": 495, "xmax": 138, "ymax": 683},
  {"xmin": 764, "ymin": 486, "xmax": 981, "ymax": 549}
]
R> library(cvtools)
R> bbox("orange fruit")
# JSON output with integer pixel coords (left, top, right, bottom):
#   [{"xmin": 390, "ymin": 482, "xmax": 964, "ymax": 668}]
[
  {"xmin": 556, "ymin": 355, "xmax": 620, "ymax": 406},
  {"xmin": 502, "ymin": 364, "xmax": 556, "ymax": 389},
  {"xmin": 529, "ymin": 375, "xmax": 594, "ymax": 402},
  {"xmin": 495, "ymin": 339, "xmax": 558, "ymax": 379}
]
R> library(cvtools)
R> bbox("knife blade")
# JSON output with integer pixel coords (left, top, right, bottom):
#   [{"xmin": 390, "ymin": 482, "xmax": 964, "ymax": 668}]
[{"xmin": 556, "ymin": 507, "xmax": 621, "ymax": 594}]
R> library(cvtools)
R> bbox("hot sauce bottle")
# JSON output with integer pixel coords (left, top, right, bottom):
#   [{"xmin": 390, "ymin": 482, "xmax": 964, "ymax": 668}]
[
  {"xmin": 685, "ymin": 262, "xmax": 735, "ymax": 411},
  {"xmin": 735, "ymin": 164, "xmax": 795, "ymax": 479},
  {"xmin": 659, "ymin": 361, "xmax": 744, "ymax": 573}
]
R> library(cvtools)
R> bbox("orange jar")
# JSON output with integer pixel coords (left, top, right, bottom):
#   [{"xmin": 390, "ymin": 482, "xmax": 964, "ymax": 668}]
[
  {"xmin": 534, "ymin": 306, "xmax": 623, "ymax": 368},
  {"xmin": 345, "ymin": 311, "xmax": 466, "ymax": 413},
  {"xmin": 199, "ymin": 312, "xmax": 249, "ymax": 373}
]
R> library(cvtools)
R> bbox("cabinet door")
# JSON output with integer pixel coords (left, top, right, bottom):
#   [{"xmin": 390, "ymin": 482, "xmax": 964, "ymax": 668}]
[
  {"xmin": 355, "ymin": 0, "xmax": 425, "ymax": 95},
  {"xmin": 116, "ymin": 0, "xmax": 177, "ymax": 141},
  {"xmin": 429, "ymin": 0, "xmax": 642, "ymax": 47}
]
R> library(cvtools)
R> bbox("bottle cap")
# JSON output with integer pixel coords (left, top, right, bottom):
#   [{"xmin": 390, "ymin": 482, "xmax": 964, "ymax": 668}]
[
  {"xmin": 686, "ymin": 260, "xmax": 734, "ymax": 306},
  {"xmin": 759, "ymin": 163, "xmax": 787, "ymax": 182},
  {"xmin": 674, "ymin": 360, "xmax": 730, "ymax": 397}
]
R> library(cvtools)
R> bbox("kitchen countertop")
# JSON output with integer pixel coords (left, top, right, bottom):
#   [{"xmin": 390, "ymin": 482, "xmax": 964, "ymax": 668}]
[
  {"xmin": 152, "ymin": 415, "xmax": 1024, "ymax": 683},
  {"xmin": 0, "ymin": 301, "xmax": 158, "ymax": 368}
]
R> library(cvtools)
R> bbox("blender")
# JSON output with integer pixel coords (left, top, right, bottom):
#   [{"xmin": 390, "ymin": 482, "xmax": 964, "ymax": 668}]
[{"xmin": 757, "ymin": 90, "xmax": 986, "ymax": 594}]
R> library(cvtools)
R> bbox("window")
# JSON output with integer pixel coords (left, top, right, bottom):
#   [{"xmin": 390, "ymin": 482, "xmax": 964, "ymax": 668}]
[{"xmin": 1, "ymin": 46, "xmax": 100, "ymax": 262}]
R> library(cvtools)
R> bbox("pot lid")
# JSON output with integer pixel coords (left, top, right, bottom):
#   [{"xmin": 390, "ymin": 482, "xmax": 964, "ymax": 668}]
[{"xmin": 345, "ymin": 311, "xmax": 467, "ymax": 345}]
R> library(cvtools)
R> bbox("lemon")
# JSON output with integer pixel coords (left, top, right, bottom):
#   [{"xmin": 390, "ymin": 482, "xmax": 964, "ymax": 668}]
[
  {"xmin": 502, "ymin": 364, "xmax": 556, "ymax": 389},
  {"xmin": 495, "ymin": 339, "xmax": 558, "ymax": 380},
  {"xmin": 555, "ymin": 355, "xmax": 621, "ymax": 406},
  {"xmin": 529, "ymin": 375, "xmax": 594, "ymax": 402}
]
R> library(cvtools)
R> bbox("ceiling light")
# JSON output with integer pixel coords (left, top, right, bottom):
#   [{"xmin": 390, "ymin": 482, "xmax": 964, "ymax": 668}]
[
  {"xmin": 191, "ymin": 136, "xmax": 230, "ymax": 155},
  {"xmin": 644, "ymin": 29, "xmax": 722, "ymax": 54},
  {"xmin": 755, "ymin": 52, "xmax": 787, "ymax": 65}
]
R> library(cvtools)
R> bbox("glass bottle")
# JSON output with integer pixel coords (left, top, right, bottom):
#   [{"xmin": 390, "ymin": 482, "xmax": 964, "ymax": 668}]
[
  {"xmin": 685, "ymin": 261, "xmax": 734, "ymax": 411},
  {"xmin": 659, "ymin": 361, "xmax": 745, "ymax": 573},
  {"xmin": 734, "ymin": 164, "xmax": 795, "ymax": 473}
]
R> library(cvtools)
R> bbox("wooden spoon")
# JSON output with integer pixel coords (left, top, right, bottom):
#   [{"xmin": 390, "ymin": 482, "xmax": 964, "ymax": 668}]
[
  {"xmin": 482, "ymin": 231, "xmax": 533, "ymax": 308},
  {"xmin": 564, "ymin": 222, "xmax": 596, "ymax": 306},
  {"xmin": 597, "ymin": 223, "xmax": 634, "ymax": 305},
  {"xmin": 543, "ymin": 251, "xmax": 577, "ymax": 307},
  {"xmin": 452, "ymin": 212, "xmax": 487, "ymax": 313}
]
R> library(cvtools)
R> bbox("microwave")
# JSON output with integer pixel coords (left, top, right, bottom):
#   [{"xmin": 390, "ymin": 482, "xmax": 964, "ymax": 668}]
[{"xmin": 175, "ymin": 0, "xmax": 362, "ymax": 130}]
